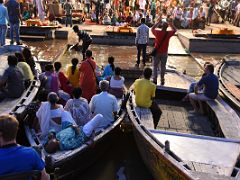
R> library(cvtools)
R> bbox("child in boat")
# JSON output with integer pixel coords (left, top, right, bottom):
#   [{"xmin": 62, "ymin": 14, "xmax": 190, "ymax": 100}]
[
  {"xmin": 44, "ymin": 114, "xmax": 103, "ymax": 153},
  {"xmin": 102, "ymin": 56, "xmax": 115, "ymax": 80}
]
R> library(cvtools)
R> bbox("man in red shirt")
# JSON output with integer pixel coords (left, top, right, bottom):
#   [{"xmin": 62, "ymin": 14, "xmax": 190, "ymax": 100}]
[{"xmin": 151, "ymin": 17, "xmax": 176, "ymax": 85}]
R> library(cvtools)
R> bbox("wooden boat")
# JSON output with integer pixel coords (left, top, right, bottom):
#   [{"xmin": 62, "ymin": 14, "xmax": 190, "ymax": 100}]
[
  {"xmin": 216, "ymin": 58, "xmax": 240, "ymax": 110},
  {"xmin": 24, "ymin": 104, "xmax": 126, "ymax": 179},
  {"xmin": 0, "ymin": 46, "xmax": 41, "ymax": 120},
  {"xmin": 127, "ymin": 69, "xmax": 240, "ymax": 179}
]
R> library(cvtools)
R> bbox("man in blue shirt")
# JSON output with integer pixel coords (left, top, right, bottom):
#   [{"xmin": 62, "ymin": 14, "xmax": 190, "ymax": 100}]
[
  {"xmin": 0, "ymin": 114, "xmax": 49, "ymax": 179},
  {"xmin": 5, "ymin": 0, "xmax": 22, "ymax": 45},
  {"xmin": 189, "ymin": 63, "xmax": 219, "ymax": 113}
]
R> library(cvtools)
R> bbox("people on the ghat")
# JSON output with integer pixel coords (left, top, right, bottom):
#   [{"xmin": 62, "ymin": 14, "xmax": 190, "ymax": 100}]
[
  {"xmin": 22, "ymin": 6, "xmax": 31, "ymax": 20},
  {"xmin": 0, "ymin": 114, "xmax": 49, "ymax": 180},
  {"xmin": 22, "ymin": 47, "xmax": 36, "ymax": 75},
  {"xmin": 73, "ymin": 25, "xmax": 92, "ymax": 60},
  {"xmin": 66, "ymin": 58, "xmax": 80, "ymax": 88},
  {"xmin": 151, "ymin": 16, "xmax": 176, "ymax": 85},
  {"xmin": 64, "ymin": 87, "xmax": 92, "ymax": 126},
  {"xmin": 36, "ymin": 92, "xmax": 76, "ymax": 137},
  {"xmin": 0, "ymin": 55, "xmax": 24, "ymax": 101},
  {"xmin": 44, "ymin": 114, "xmax": 104, "ymax": 153},
  {"xmin": 189, "ymin": 63, "xmax": 219, "ymax": 114},
  {"xmin": 132, "ymin": 68, "xmax": 162, "ymax": 129},
  {"xmin": 5, "ymin": 0, "xmax": 22, "ymax": 45},
  {"xmin": 135, "ymin": 17, "xmax": 149, "ymax": 67},
  {"xmin": 54, "ymin": 62, "xmax": 73, "ymax": 95},
  {"xmin": 102, "ymin": 56, "xmax": 115, "ymax": 80},
  {"xmin": 109, "ymin": 67, "xmax": 126, "ymax": 98},
  {"xmin": 0, "ymin": 0, "xmax": 9, "ymax": 46},
  {"xmin": 40, "ymin": 64, "xmax": 59, "ymax": 93},
  {"xmin": 63, "ymin": 0, "xmax": 73, "ymax": 27},
  {"xmin": 79, "ymin": 50, "xmax": 97, "ymax": 102},
  {"xmin": 89, "ymin": 80, "xmax": 119, "ymax": 131},
  {"xmin": 15, "ymin": 52, "xmax": 34, "ymax": 88}
]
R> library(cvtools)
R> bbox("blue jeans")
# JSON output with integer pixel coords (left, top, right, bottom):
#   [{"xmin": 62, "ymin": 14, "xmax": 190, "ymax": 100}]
[
  {"xmin": 65, "ymin": 15, "xmax": 72, "ymax": 27},
  {"xmin": 0, "ymin": 25, "xmax": 7, "ymax": 46},
  {"xmin": 10, "ymin": 23, "xmax": 20, "ymax": 44}
]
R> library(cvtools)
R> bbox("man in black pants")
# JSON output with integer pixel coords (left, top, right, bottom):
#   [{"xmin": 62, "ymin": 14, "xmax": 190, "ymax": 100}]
[{"xmin": 73, "ymin": 25, "xmax": 92, "ymax": 60}]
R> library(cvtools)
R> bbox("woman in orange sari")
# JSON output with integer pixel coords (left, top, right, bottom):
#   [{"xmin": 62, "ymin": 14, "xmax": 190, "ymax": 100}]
[{"xmin": 79, "ymin": 50, "xmax": 97, "ymax": 102}]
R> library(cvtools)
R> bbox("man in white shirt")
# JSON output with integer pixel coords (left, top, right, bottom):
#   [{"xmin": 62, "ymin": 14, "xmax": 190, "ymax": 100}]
[
  {"xmin": 89, "ymin": 80, "xmax": 119, "ymax": 131},
  {"xmin": 135, "ymin": 18, "xmax": 149, "ymax": 67}
]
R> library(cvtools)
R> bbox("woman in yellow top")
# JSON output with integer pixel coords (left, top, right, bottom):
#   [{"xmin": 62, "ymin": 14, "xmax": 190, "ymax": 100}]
[{"xmin": 66, "ymin": 58, "xmax": 80, "ymax": 88}]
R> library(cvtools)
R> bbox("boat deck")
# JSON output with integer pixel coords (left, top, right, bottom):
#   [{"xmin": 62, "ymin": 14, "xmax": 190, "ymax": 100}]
[{"xmin": 157, "ymin": 100, "xmax": 214, "ymax": 136}]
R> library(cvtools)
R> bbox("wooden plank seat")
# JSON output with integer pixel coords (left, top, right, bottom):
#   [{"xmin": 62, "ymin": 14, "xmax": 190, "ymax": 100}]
[
  {"xmin": 0, "ymin": 170, "xmax": 41, "ymax": 180},
  {"xmin": 20, "ymin": 35, "xmax": 46, "ymax": 40},
  {"xmin": 205, "ymin": 98, "xmax": 240, "ymax": 139}
]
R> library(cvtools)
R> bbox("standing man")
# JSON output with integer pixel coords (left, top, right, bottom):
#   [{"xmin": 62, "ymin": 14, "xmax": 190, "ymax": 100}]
[
  {"xmin": 151, "ymin": 17, "xmax": 176, "ymax": 85},
  {"xmin": 64, "ymin": 0, "xmax": 73, "ymax": 27},
  {"xmin": 132, "ymin": 68, "xmax": 162, "ymax": 129},
  {"xmin": 189, "ymin": 63, "xmax": 219, "ymax": 114},
  {"xmin": 5, "ymin": 0, "xmax": 22, "ymax": 45},
  {"xmin": 0, "ymin": 114, "xmax": 49, "ymax": 180},
  {"xmin": 0, "ymin": 0, "xmax": 9, "ymax": 46},
  {"xmin": 73, "ymin": 25, "xmax": 92, "ymax": 60},
  {"xmin": 135, "ymin": 17, "xmax": 149, "ymax": 67}
]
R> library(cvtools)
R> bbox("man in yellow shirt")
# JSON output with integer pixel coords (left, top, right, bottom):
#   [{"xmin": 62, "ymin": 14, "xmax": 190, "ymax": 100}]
[{"xmin": 133, "ymin": 68, "xmax": 162, "ymax": 128}]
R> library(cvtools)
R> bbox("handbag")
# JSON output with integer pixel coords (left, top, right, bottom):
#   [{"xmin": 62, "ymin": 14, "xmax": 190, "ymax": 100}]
[{"xmin": 150, "ymin": 32, "xmax": 168, "ymax": 57}]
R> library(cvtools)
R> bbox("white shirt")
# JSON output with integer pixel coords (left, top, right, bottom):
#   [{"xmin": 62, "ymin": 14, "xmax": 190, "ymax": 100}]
[
  {"xmin": 89, "ymin": 92, "xmax": 119, "ymax": 129},
  {"xmin": 135, "ymin": 23, "xmax": 149, "ymax": 44},
  {"xmin": 110, "ymin": 76, "xmax": 125, "ymax": 88}
]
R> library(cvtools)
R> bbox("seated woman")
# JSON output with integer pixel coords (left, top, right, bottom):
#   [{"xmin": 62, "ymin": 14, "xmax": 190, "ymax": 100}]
[
  {"xmin": 66, "ymin": 58, "xmax": 80, "ymax": 88},
  {"xmin": 40, "ymin": 64, "xmax": 59, "ymax": 93},
  {"xmin": 44, "ymin": 114, "xmax": 103, "ymax": 153},
  {"xmin": 36, "ymin": 92, "xmax": 76, "ymax": 137},
  {"xmin": 22, "ymin": 7, "xmax": 31, "ymax": 21},
  {"xmin": 64, "ymin": 87, "xmax": 92, "ymax": 126},
  {"xmin": 109, "ymin": 67, "xmax": 125, "ymax": 98},
  {"xmin": 102, "ymin": 56, "xmax": 115, "ymax": 80},
  {"xmin": 16, "ymin": 52, "xmax": 34, "ymax": 89},
  {"xmin": 22, "ymin": 47, "xmax": 36, "ymax": 75},
  {"xmin": 54, "ymin": 62, "xmax": 73, "ymax": 95}
]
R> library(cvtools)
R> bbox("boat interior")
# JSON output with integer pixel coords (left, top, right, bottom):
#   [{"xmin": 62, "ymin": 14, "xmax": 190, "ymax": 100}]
[{"xmin": 130, "ymin": 70, "xmax": 240, "ymax": 178}]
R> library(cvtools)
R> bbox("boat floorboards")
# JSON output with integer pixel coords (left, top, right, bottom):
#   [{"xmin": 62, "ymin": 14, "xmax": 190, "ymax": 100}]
[
  {"xmin": 151, "ymin": 132, "xmax": 240, "ymax": 176},
  {"xmin": 156, "ymin": 99, "xmax": 215, "ymax": 136}
]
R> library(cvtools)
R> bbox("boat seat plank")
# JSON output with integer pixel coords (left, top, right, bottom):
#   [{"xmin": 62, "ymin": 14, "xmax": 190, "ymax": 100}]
[
  {"xmin": 151, "ymin": 132, "xmax": 240, "ymax": 176},
  {"xmin": 225, "ymin": 83, "xmax": 240, "ymax": 100},
  {"xmin": 134, "ymin": 107, "xmax": 154, "ymax": 129},
  {"xmin": 222, "ymin": 71, "xmax": 240, "ymax": 85},
  {"xmin": 206, "ymin": 99, "xmax": 240, "ymax": 139}
]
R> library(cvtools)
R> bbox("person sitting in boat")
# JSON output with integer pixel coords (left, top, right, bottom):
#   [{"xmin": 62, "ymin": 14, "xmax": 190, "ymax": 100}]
[
  {"xmin": 36, "ymin": 92, "xmax": 76, "ymax": 137},
  {"xmin": 40, "ymin": 64, "xmax": 59, "ymax": 94},
  {"xmin": 44, "ymin": 114, "xmax": 103, "ymax": 153},
  {"xmin": 64, "ymin": 87, "xmax": 92, "ymax": 126},
  {"xmin": 66, "ymin": 58, "xmax": 80, "ymax": 88},
  {"xmin": 54, "ymin": 62, "xmax": 73, "ymax": 95},
  {"xmin": 0, "ymin": 114, "xmax": 49, "ymax": 179},
  {"xmin": 0, "ymin": 55, "xmax": 24, "ymax": 101},
  {"xmin": 182, "ymin": 62, "xmax": 210, "ymax": 102},
  {"xmin": 132, "ymin": 67, "xmax": 162, "ymax": 129},
  {"xmin": 15, "ymin": 52, "xmax": 34, "ymax": 89},
  {"xmin": 89, "ymin": 80, "xmax": 119, "ymax": 132},
  {"xmin": 189, "ymin": 63, "xmax": 219, "ymax": 114},
  {"xmin": 109, "ymin": 67, "xmax": 126, "ymax": 99},
  {"xmin": 22, "ymin": 47, "xmax": 36, "ymax": 75},
  {"xmin": 102, "ymin": 56, "xmax": 115, "ymax": 80}
]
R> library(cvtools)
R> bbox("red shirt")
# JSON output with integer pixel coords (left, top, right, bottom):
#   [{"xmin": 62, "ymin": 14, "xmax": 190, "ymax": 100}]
[{"xmin": 152, "ymin": 29, "xmax": 176, "ymax": 54}]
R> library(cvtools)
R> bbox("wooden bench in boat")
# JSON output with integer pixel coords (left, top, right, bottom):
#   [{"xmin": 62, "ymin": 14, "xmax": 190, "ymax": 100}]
[
  {"xmin": 205, "ymin": 98, "xmax": 240, "ymax": 139},
  {"xmin": 0, "ymin": 170, "xmax": 41, "ymax": 180}
]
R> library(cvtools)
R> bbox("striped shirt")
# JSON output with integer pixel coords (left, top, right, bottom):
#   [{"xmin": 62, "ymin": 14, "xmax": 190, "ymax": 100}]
[
  {"xmin": 77, "ymin": 30, "xmax": 92, "ymax": 42},
  {"xmin": 135, "ymin": 23, "xmax": 149, "ymax": 45}
]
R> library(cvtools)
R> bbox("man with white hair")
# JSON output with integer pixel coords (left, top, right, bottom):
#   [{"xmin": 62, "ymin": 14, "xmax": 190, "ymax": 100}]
[{"xmin": 89, "ymin": 80, "xmax": 119, "ymax": 131}]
